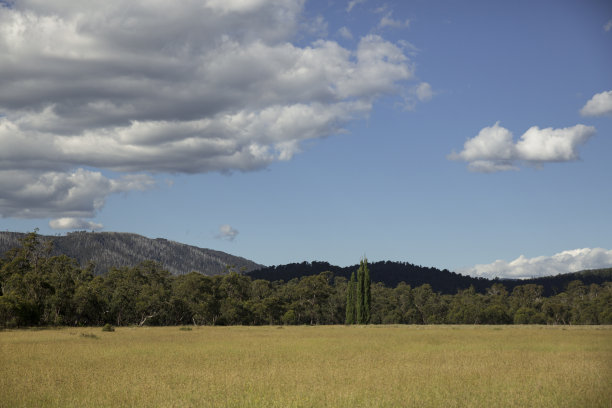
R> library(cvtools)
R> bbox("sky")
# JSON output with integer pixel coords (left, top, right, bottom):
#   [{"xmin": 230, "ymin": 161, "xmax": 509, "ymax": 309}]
[{"xmin": 1, "ymin": 0, "xmax": 612, "ymax": 279}]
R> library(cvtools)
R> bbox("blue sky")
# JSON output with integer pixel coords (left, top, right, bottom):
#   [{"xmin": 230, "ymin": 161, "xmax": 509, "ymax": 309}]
[{"xmin": 1, "ymin": 0, "xmax": 611, "ymax": 278}]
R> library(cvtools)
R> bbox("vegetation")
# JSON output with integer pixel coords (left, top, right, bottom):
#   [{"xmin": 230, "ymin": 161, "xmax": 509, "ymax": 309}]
[
  {"xmin": 346, "ymin": 257, "xmax": 371, "ymax": 324},
  {"xmin": 0, "ymin": 231, "xmax": 611, "ymax": 327},
  {"xmin": 1, "ymin": 326, "xmax": 610, "ymax": 407},
  {"xmin": 0, "ymin": 231, "xmax": 262, "ymax": 276},
  {"xmin": 345, "ymin": 272, "xmax": 356, "ymax": 324},
  {"xmin": 250, "ymin": 260, "xmax": 612, "ymax": 296}
]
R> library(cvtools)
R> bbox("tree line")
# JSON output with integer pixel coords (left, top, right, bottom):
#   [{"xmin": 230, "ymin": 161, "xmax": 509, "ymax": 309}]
[{"xmin": 1, "ymin": 232, "xmax": 610, "ymax": 327}]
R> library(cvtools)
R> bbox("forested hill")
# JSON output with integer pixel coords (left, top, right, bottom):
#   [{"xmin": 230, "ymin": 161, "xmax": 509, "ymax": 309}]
[
  {"xmin": 2, "ymin": 231, "xmax": 609, "ymax": 295},
  {"xmin": 0, "ymin": 231, "xmax": 263, "ymax": 276},
  {"xmin": 247, "ymin": 261, "xmax": 488, "ymax": 294},
  {"xmin": 247, "ymin": 261, "xmax": 612, "ymax": 296}
]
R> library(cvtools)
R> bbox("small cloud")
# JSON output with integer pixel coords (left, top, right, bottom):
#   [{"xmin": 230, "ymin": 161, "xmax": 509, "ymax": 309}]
[
  {"xmin": 402, "ymin": 82, "xmax": 434, "ymax": 110},
  {"xmin": 460, "ymin": 248, "xmax": 612, "ymax": 279},
  {"xmin": 346, "ymin": 0, "xmax": 366, "ymax": 13},
  {"xmin": 302, "ymin": 15, "xmax": 328, "ymax": 38},
  {"xmin": 216, "ymin": 224, "xmax": 239, "ymax": 241},
  {"xmin": 49, "ymin": 217, "xmax": 103, "ymax": 230},
  {"xmin": 580, "ymin": 90, "xmax": 612, "ymax": 117},
  {"xmin": 379, "ymin": 12, "xmax": 410, "ymax": 29},
  {"xmin": 415, "ymin": 82, "xmax": 433, "ymax": 102},
  {"xmin": 338, "ymin": 26, "xmax": 353, "ymax": 40},
  {"xmin": 604, "ymin": 19, "xmax": 612, "ymax": 32},
  {"xmin": 397, "ymin": 40, "xmax": 420, "ymax": 56},
  {"xmin": 448, "ymin": 122, "xmax": 596, "ymax": 172},
  {"xmin": 465, "ymin": 160, "xmax": 518, "ymax": 173},
  {"xmin": 374, "ymin": 5, "xmax": 388, "ymax": 14}
]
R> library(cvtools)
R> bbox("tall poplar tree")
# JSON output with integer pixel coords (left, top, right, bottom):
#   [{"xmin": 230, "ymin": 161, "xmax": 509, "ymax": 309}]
[
  {"xmin": 356, "ymin": 260, "xmax": 365, "ymax": 324},
  {"xmin": 345, "ymin": 272, "xmax": 356, "ymax": 324},
  {"xmin": 363, "ymin": 257, "xmax": 371, "ymax": 324}
]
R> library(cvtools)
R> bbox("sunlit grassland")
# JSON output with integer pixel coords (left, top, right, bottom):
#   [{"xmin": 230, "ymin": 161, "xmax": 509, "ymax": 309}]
[{"xmin": 1, "ymin": 325, "xmax": 610, "ymax": 407}]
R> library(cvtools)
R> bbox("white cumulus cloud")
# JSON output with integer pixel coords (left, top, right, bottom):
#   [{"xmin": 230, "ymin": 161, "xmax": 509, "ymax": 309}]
[
  {"xmin": 0, "ymin": 0, "xmax": 415, "ymax": 222},
  {"xmin": 0, "ymin": 168, "xmax": 154, "ymax": 218},
  {"xmin": 580, "ymin": 90, "xmax": 612, "ymax": 117},
  {"xmin": 216, "ymin": 224, "xmax": 239, "ymax": 241},
  {"xmin": 461, "ymin": 248, "xmax": 612, "ymax": 279},
  {"xmin": 604, "ymin": 19, "xmax": 612, "ymax": 32},
  {"xmin": 49, "ymin": 217, "xmax": 104, "ymax": 231},
  {"xmin": 448, "ymin": 122, "xmax": 595, "ymax": 172}
]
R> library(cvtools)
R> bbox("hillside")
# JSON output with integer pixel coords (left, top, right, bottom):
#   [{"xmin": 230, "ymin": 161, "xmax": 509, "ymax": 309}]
[
  {"xmin": 2, "ymin": 231, "xmax": 609, "ymax": 293},
  {"xmin": 247, "ymin": 261, "xmax": 491, "ymax": 294},
  {"xmin": 0, "ymin": 231, "xmax": 263, "ymax": 276},
  {"xmin": 247, "ymin": 261, "xmax": 612, "ymax": 295}
]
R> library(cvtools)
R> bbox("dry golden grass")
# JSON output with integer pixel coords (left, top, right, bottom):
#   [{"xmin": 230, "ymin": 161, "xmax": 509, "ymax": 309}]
[{"xmin": 1, "ymin": 325, "xmax": 610, "ymax": 407}]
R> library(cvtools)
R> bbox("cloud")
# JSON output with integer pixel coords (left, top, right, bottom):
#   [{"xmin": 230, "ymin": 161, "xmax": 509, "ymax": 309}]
[
  {"xmin": 346, "ymin": 0, "xmax": 366, "ymax": 13},
  {"xmin": 448, "ymin": 122, "xmax": 596, "ymax": 172},
  {"xmin": 0, "ymin": 168, "xmax": 154, "ymax": 218},
  {"xmin": 402, "ymin": 82, "xmax": 434, "ymax": 111},
  {"xmin": 379, "ymin": 12, "xmax": 410, "ymax": 29},
  {"xmin": 0, "ymin": 0, "xmax": 414, "ymax": 221},
  {"xmin": 216, "ymin": 224, "xmax": 239, "ymax": 241},
  {"xmin": 49, "ymin": 217, "xmax": 103, "ymax": 231},
  {"xmin": 338, "ymin": 26, "xmax": 353, "ymax": 40},
  {"xmin": 580, "ymin": 90, "xmax": 612, "ymax": 116},
  {"xmin": 604, "ymin": 19, "xmax": 612, "ymax": 32},
  {"xmin": 415, "ymin": 82, "xmax": 433, "ymax": 102},
  {"xmin": 302, "ymin": 15, "xmax": 328, "ymax": 38},
  {"xmin": 460, "ymin": 248, "xmax": 612, "ymax": 279}
]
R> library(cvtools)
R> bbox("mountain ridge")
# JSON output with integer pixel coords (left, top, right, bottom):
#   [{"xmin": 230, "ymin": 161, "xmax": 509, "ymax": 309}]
[
  {"xmin": 0, "ymin": 231, "xmax": 264, "ymax": 276},
  {"xmin": 1, "ymin": 231, "xmax": 609, "ymax": 295},
  {"xmin": 247, "ymin": 260, "xmax": 612, "ymax": 296}
]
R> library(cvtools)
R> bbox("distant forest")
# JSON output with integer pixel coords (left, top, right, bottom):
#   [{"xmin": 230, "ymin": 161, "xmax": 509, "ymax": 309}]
[
  {"xmin": 248, "ymin": 261, "xmax": 612, "ymax": 296},
  {"xmin": 1, "ymin": 232, "xmax": 610, "ymax": 327}
]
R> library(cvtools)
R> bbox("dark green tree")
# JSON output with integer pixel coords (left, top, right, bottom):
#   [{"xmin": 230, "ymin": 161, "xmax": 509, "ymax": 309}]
[
  {"xmin": 345, "ymin": 272, "xmax": 356, "ymax": 324},
  {"xmin": 356, "ymin": 261, "xmax": 364, "ymax": 324},
  {"xmin": 363, "ymin": 257, "xmax": 371, "ymax": 324},
  {"xmin": 354, "ymin": 257, "xmax": 371, "ymax": 324}
]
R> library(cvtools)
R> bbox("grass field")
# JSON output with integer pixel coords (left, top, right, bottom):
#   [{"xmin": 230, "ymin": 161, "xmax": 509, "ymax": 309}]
[{"xmin": 1, "ymin": 325, "xmax": 610, "ymax": 407}]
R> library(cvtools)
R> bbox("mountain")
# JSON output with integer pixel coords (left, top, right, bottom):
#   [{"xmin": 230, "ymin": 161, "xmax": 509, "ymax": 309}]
[
  {"xmin": 247, "ymin": 261, "xmax": 491, "ymax": 294},
  {"xmin": 247, "ymin": 261, "xmax": 612, "ymax": 295},
  {"xmin": 0, "ymin": 231, "xmax": 264, "ymax": 276},
  {"xmin": 2, "ymin": 231, "xmax": 609, "ymax": 293},
  {"xmin": 516, "ymin": 268, "xmax": 612, "ymax": 295}
]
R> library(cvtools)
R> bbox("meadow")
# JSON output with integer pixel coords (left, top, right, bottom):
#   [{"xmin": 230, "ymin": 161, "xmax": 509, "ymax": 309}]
[{"xmin": 1, "ymin": 325, "xmax": 610, "ymax": 407}]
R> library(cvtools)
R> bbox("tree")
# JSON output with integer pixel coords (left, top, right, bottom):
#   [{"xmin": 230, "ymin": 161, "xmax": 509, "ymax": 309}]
[
  {"xmin": 363, "ymin": 258, "xmax": 371, "ymax": 324},
  {"xmin": 356, "ymin": 261, "xmax": 364, "ymax": 324},
  {"xmin": 345, "ymin": 272, "xmax": 356, "ymax": 324},
  {"xmin": 172, "ymin": 272, "xmax": 219, "ymax": 325},
  {"xmin": 295, "ymin": 273, "xmax": 333, "ymax": 325},
  {"xmin": 354, "ymin": 257, "xmax": 371, "ymax": 324},
  {"xmin": 412, "ymin": 284, "xmax": 441, "ymax": 324}
]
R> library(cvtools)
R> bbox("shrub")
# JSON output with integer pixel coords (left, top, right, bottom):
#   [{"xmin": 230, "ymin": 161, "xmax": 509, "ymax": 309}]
[
  {"xmin": 282, "ymin": 310, "xmax": 296, "ymax": 325},
  {"xmin": 102, "ymin": 323, "xmax": 115, "ymax": 332}
]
